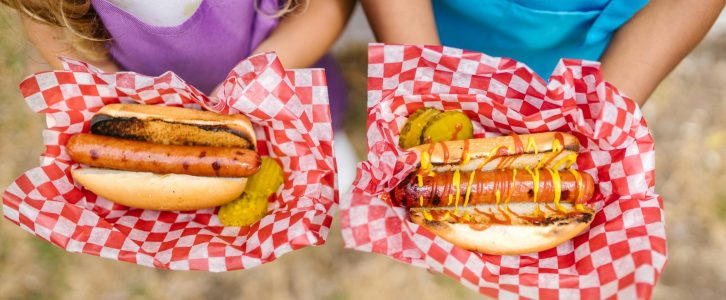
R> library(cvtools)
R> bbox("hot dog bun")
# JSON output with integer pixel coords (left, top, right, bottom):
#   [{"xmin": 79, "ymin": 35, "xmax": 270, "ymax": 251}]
[
  {"xmin": 91, "ymin": 103, "xmax": 256, "ymax": 149},
  {"xmin": 410, "ymin": 203, "xmax": 594, "ymax": 255},
  {"xmin": 71, "ymin": 167, "xmax": 247, "ymax": 211}
]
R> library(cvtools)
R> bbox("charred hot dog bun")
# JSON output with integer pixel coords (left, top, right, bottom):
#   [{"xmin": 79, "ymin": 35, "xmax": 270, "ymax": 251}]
[
  {"xmin": 68, "ymin": 104, "xmax": 260, "ymax": 211},
  {"xmin": 398, "ymin": 131, "xmax": 595, "ymax": 255},
  {"xmin": 71, "ymin": 168, "xmax": 248, "ymax": 211},
  {"xmin": 91, "ymin": 103, "xmax": 256, "ymax": 149}
]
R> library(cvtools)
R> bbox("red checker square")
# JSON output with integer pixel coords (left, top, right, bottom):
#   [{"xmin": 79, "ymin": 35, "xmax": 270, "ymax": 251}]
[
  {"xmin": 596, "ymin": 264, "xmax": 618, "ymax": 284},
  {"xmin": 636, "ymin": 282, "xmax": 655, "ymax": 299},
  {"xmin": 49, "ymin": 231, "xmax": 71, "ymax": 247},
  {"xmin": 225, "ymin": 256, "xmax": 243, "ymax": 270},
  {"xmin": 56, "ymin": 72, "xmax": 77, "ymax": 85},
  {"xmin": 588, "ymin": 233, "xmax": 609, "ymax": 252},
  {"xmin": 104, "ymin": 231, "xmax": 127, "ymax": 248},
  {"xmin": 433, "ymin": 71, "xmax": 453, "ymax": 85},
  {"xmin": 132, "ymin": 219, "xmax": 156, "ymax": 231},
  {"xmin": 371, "ymin": 238, "xmax": 389, "ymax": 252},
  {"xmin": 475, "ymin": 63, "xmax": 497, "ymax": 75},
  {"xmin": 604, "ymin": 216, "xmax": 624, "ymax": 231},
  {"xmin": 479, "ymin": 287, "xmax": 499, "ymax": 298},
  {"xmin": 42, "ymin": 164, "xmax": 67, "ymax": 181},
  {"xmin": 272, "ymin": 231, "xmax": 289, "ymax": 248},
  {"xmin": 557, "ymin": 254, "xmax": 576, "ymax": 269},
  {"xmin": 294, "ymin": 86, "xmax": 311, "ymax": 102},
  {"xmin": 580, "ymin": 287, "xmax": 601, "ymax": 300},
  {"xmin": 368, "ymin": 77, "xmax": 383, "ymax": 90},
  {"xmin": 145, "ymin": 232, "xmax": 167, "ymax": 243},
  {"xmin": 427, "ymin": 243, "xmax": 450, "ymax": 264},
  {"xmin": 438, "ymin": 56, "xmax": 462, "ymax": 71},
  {"xmin": 189, "ymin": 258, "xmax": 209, "ymax": 270},
  {"xmin": 206, "ymin": 242, "xmax": 227, "ymax": 257},
  {"xmin": 383, "ymin": 62, "xmax": 402, "ymax": 77},
  {"xmin": 83, "ymin": 243, "xmax": 103, "ymax": 255},
  {"xmin": 539, "ymin": 288, "xmax": 559, "ymax": 299},
  {"xmin": 79, "ymin": 84, "xmax": 99, "ymax": 96},
  {"xmin": 559, "ymin": 274, "xmax": 580, "ymax": 289},
  {"xmin": 617, "ymin": 272, "xmax": 635, "ymax": 289},
  {"xmin": 193, "ymin": 234, "xmax": 213, "ymax": 244},
  {"xmin": 608, "ymin": 240, "xmax": 631, "ymax": 260},
  {"xmin": 272, "ymin": 83, "xmax": 295, "ymax": 100},
  {"xmin": 641, "ymin": 207, "xmax": 662, "ymax": 224},
  {"xmin": 311, "ymin": 71, "xmax": 326, "ymax": 86},
  {"xmin": 351, "ymin": 225, "xmax": 371, "ymax": 244},
  {"xmin": 368, "ymin": 46, "xmax": 384, "ymax": 63},
  {"xmin": 499, "ymin": 284, "xmax": 519, "ymax": 294},
  {"xmin": 19, "ymin": 78, "xmax": 41, "ymax": 97},
  {"xmin": 37, "ymin": 182, "xmax": 60, "ymax": 199},
  {"xmin": 460, "ymin": 267, "xmax": 479, "ymax": 286},
  {"xmin": 630, "ymin": 251, "xmax": 653, "ymax": 266},
  {"xmin": 622, "ymin": 155, "xmax": 644, "ymax": 175},
  {"xmin": 41, "ymin": 86, "xmax": 64, "ymax": 108},
  {"xmin": 171, "ymin": 246, "xmax": 192, "ymax": 260}
]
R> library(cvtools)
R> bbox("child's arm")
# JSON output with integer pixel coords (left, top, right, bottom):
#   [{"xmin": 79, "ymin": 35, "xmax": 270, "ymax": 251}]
[
  {"xmin": 600, "ymin": 0, "xmax": 725, "ymax": 105},
  {"xmin": 21, "ymin": 16, "xmax": 120, "ymax": 72},
  {"xmin": 360, "ymin": 0, "xmax": 440, "ymax": 44},
  {"xmin": 252, "ymin": 0, "xmax": 356, "ymax": 68}
]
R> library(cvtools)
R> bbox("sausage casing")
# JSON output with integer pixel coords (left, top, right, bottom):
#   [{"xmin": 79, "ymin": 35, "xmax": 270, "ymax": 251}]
[
  {"xmin": 67, "ymin": 133, "xmax": 260, "ymax": 177},
  {"xmin": 394, "ymin": 169, "xmax": 594, "ymax": 208}
]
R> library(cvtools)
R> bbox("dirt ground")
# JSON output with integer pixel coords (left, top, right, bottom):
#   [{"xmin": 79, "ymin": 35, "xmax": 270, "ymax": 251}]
[{"xmin": 1, "ymin": 8, "xmax": 726, "ymax": 300}]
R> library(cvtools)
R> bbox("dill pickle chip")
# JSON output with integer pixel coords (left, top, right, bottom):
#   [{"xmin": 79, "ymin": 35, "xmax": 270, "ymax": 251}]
[
  {"xmin": 399, "ymin": 108, "xmax": 442, "ymax": 149},
  {"xmin": 243, "ymin": 157, "xmax": 284, "ymax": 198},
  {"xmin": 219, "ymin": 157, "xmax": 284, "ymax": 227},
  {"xmin": 218, "ymin": 193, "xmax": 269, "ymax": 227},
  {"xmin": 421, "ymin": 111, "xmax": 474, "ymax": 143}
]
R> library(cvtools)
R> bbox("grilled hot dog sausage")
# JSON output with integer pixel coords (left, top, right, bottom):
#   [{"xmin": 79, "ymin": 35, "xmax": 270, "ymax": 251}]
[
  {"xmin": 67, "ymin": 133, "xmax": 260, "ymax": 177},
  {"xmin": 394, "ymin": 169, "xmax": 594, "ymax": 208}
]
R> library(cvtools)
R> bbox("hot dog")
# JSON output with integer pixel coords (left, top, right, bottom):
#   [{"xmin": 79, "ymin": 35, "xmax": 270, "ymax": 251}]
[
  {"xmin": 67, "ymin": 104, "xmax": 261, "ymax": 211},
  {"xmin": 392, "ymin": 108, "xmax": 597, "ymax": 255},
  {"xmin": 395, "ymin": 168, "xmax": 594, "ymax": 208},
  {"xmin": 67, "ymin": 134, "xmax": 259, "ymax": 177}
]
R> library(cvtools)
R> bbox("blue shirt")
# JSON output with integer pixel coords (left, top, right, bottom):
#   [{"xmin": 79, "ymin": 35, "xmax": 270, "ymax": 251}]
[{"xmin": 433, "ymin": 0, "xmax": 648, "ymax": 77}]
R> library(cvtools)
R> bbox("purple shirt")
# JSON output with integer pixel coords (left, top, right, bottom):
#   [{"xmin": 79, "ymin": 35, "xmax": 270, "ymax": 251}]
[{"xmin": 91, "ymin": 0, "xmax": 347, "ymax": 128}]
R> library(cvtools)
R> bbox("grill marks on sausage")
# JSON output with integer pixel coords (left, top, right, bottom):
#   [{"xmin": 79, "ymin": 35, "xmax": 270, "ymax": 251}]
[{"xmin": 66, "ymin": 134, "xmax": 260, "ymax": 177}]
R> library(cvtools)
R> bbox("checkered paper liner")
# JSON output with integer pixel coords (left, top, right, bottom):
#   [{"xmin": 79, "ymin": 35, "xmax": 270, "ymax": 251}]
[
  {"xmin": 2, "ymin": 53, "xmax": 337, "ymax": 271},
  {"xmin": 340, "ymin": 44, "xmax": 665, "ymax": 299}
]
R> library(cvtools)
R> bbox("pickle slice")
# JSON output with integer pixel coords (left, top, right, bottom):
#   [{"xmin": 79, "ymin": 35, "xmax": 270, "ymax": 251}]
[
  {"xmin": 399, "ymin": 108, "xmax": 442, "ymax": 149},
  {"xmin": 218, "ymin": 157, "xmax": 284, "ymax": 226},
  {"xmin": 421, "ymin": 111, "xmax": 474, "ymax": 143}
]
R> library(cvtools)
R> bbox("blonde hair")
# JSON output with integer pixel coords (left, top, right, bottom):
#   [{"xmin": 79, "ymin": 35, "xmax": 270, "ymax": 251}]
[{"xmin": 2, "ymin": 0, "xmax": 301, "ymax": 60}]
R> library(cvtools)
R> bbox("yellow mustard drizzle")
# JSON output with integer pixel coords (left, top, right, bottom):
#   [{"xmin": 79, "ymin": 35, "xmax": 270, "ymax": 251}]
[
  {"xmin": 494, "ymin": 189, "xmax": 502, "ymax": 212},
  {"xmin": 525, "ymin": 166, "xmax": 542, "ymax": 216},
  {"xmin": 537, "ymin": 138, "xmax": 563, "ymax": 169},
  {"xmin": 452, "ymin": 169, "xmax": 461, "ymax": 212},
  {"xmin": 464, "ymin": 170, "xmax": 476, "ymax": 208},
  {"xmin": 527, "ymin": 136, "xmax": 539, "ymax": 155},
  {"xmin": 475, "ymin": 145, "xmax": 508, "ymax": 171},
  {"xmin": 423, "ymin": 210, "xmax": 433, "ymax": 221},
  {"xmin": 420, "ymin": 151, "xmax": 431, "ymax": 171},
  {"xmin": 546, "ymin": 168, "xmax": 565, "ymax": 212},
  {"xmin": 552, "ymin": 152, "xmax": 578, "ymax": 170},
  {"xmin": 504, "ymin": 169, "xmax": 516, "ymax": 216},
  {"xmin": 417, "ymin": 174, "xmax": 424, "ymax": 206}
]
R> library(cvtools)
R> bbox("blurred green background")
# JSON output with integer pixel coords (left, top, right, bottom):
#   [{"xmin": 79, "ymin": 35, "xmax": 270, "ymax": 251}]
[{"xmin": 2, "ymin": 6, "xmax": 726, "ymax": 300}]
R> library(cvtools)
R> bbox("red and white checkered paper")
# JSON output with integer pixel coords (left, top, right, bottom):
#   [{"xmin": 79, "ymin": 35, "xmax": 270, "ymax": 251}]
[
  {"xmin": 341, "ymin": 44, "xmax": 665, "ymax": 299},
  {"xmin": 2, "ymin": 53, "xmax": 337, "ymax": 271}
]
